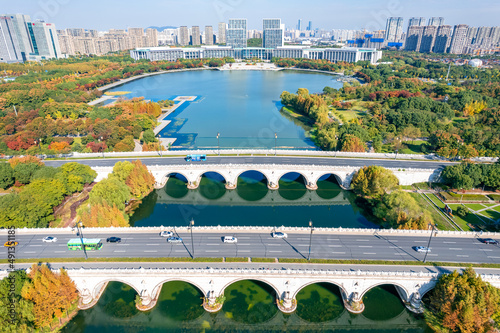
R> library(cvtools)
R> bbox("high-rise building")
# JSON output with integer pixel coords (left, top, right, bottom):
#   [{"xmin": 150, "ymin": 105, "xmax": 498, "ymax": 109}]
[
  {"xmin": 88, "ymin": 30, "xmax": 98, "ymax": 38},
  {"xmin": 490, "ymin": 27, "xmax": 500, "ymax": 45},
  {"xmin": 428, "ymin": 17, "xmax": 445, "ymax": 27},
  {"xmin": 385, "ymin": 17, "xmax": 403, "ymax": 42},
  {"xmin": 128, "ymin": 28, "xmax": 144, "ymax": 37},
  {"xmin": 178, "ymin": 26, "xmax": 189, "ymax": 46},
  {"xmin": 204, "ymin": 26, "xmax": 214, "ymax": 45},
  {"xmin": 4, "ymin": 14, "xmax": 31, "ymax": 61},
  {"xmin": 25, "ymin": 22, "xmax": 62, "ymax": 60},
  {"xmin": 217, "ymin": 22, "xmax": 226, "ymax": 44},
  {"xmin": 408, "ymin": 17, "xmax": 426, "ymax": 28},
  {"xmin": 297, "ymin": 19, "xmax": 302, "ymax": 31},
  {"xmin": 449, "ymin": 24, "xmax": 469, "ymax": 54},
  {"xmin": 433, "ymin": 25, "xmax": 453, "ymax": 53},
  {"xmin": 263, "ymin": 18, "xmax": 284, "ymax": 49},
  {"xmin": 67, "ymin": 28, "xmax": 85, "ymax": 37},
  {"xmin": 405, "ymin": 26, "xmax": 424, "ymax": 51},
  {"xmin": 146, "ymin": 28, "xmax": 158, "ymax": 47},
  {"xmin": 191, "ymin": 26, "xmax": 200, "ymax": 45},
  {"xmin": 0, "ymin": 16, "xmax": 23, "ymax": 62},
  {"xmin": 227, "ymin": 19, "xmax": 247, "ymax": 48},
  {"xmin": 419, "ymin": 25, "xmax": 438, "ymax": 53},
  {"xmin": 307, "ymin": 21, "xmax": 312, "ymax": 31}
]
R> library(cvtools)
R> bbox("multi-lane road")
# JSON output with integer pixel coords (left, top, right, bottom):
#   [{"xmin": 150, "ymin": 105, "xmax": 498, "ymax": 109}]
[
  {"xmin": 3, "ymin": 231, "xmax": 499, "ymax": 264},
  {"xmin": 44, "ymin": 156, "xmax": 453, "ymax": 169}
]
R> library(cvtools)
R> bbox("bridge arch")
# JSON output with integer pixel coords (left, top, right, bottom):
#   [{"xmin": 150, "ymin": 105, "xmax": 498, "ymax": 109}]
[
  {"xmin": 359, "ymin": 282, "xmax": 410, "ymax": 302},
  {"xmin": 219, "ymin": 278, "xmax": 282, "ymax": 299},
  {"xmin": 93, "ymin": 279, "xmax": 141, "ymax": 301},
  {"xmin": 315, "ymin": 173, "xmax": 343, "ymax": 187},
  {"xmin": 235, "ymin": 169, "xmax": 269, "ymax": 184},
  {"xmin": 292, "ymin": 280, "xmax": 349, "ymax": 301},
  {"xmin": 159, "ymin": 170, "xmax": 191, "ymax": 188},
  {"xmin": 277, "ymin": 171, "xmax": 311, "ymax": 186},
  {"xmin": 151, "ymin": 278, "xmax": 208, "ymax": 300}
]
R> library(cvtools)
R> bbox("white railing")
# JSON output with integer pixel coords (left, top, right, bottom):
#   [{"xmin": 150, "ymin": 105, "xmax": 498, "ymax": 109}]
[{"xmin": 1, "ymin": 225, "xmax": 498, "ymax": 237}]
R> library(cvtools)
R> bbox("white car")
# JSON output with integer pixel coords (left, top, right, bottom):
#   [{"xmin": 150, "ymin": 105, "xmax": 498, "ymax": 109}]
[
  {"xmin": 223, "ymin": 236, "xmax": 237, "ymax": 243},
  {"xmin": 160, "ymin": 231, "xmax": 174, "ymax": 238},
  {"xmin": 167, "ymin": 237, "xmax": 183, "ymax": 243},
  {"xmin": 272, "ymin": 232, "xmax": 288, "ymax": 239},
  {"xmin": 414, "ymin": 246, "xmax": 431, "ymax": 253},
  {"xmin": 42, "ymin": 236, "xmax": 57, "ymax": 243}
]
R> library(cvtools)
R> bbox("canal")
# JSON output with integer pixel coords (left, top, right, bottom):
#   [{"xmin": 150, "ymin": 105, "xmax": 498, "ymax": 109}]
[{"xmin": 66, "ymin": 70, "xmax": 432, "ymax": 331}]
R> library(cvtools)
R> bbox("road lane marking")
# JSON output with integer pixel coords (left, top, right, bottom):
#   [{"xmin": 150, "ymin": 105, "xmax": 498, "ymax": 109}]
[
  {"xmin": 358, "ymin": 246, "xmax": 373, "ymax": 248},
  {"xmin": 395, "ymin": 253, "xmax": 409, "ymax": 255},
  {"xmin": 363, "ymin": 253, "xmax": 376, "ymax": 255},
  {"xmin": 29, "ymin": 245, "xmax": 42, "ymax": 247},
  {"xmin": 331, "ymin": 252, "xmax": 345, "ymax": 254},
  {"xmin": 427, "ymin": 254, "xmax": 438, "ymax": 256},
  {"xmin": 146, "ymin": 244, "xmax": 160, "ymax": 246},
  {"xmin": 175, "ymin": 250, "xmax": 186, "ymax": 252},
  {"xmin": 389, "ymin": 246, "xmax": 399, "ymax": 249},
  {"xmin": 238, "ymin": 243, "xmax": 250, "ymax": 246},
  {"xmin": 24, "ymin": 251, "xmax": 36, "ymax": 254},
  {"xmin": 449, "ymin": 248, "xmax": 462, "ymax": 250},
  {"xmin": 144, "ymin": 250, "xmax": 158, "ymax": 253},
  {"xmin": 443, "ymin": 241, "xmax": 456, "ymax": 244},
  {"xmin": 387, "ymin": 240, "xmax": 398, "ymax": 242},
  {"xmin": 327, "ymin": 239, "xmax": 340, "ymax": 241},
  {"xmin": 267, "ymin": 244, "xmax": 281, "ymax": 246},
  {"xmin": 269, "ymin": 251, "xmax": 282, "ymax": 253},
  {"xmin": 238, "ymin": 250, "xmax": 251, "ymax": 253},
  {"xmin": 356, "ymin": 239, "xmax": 370, "ymax": 242},
  {"xmin": 414, "ymin": 241, "xmax": 427, "ymax": 243},
  {"xmin": 207, "ymin": 237, "xmax": 220, "ymax": 239},
  {"xmin": 207, "ymin": 243, "xmax": 220, "ymax": 246},
  {"xmin": 483, "ymin": 249, "xmax": 493, "ymax": 252},
  {"xmin": 297, "ymin": 238, "xmax": 309, "ymax": 240},
  {"xmin": 487, "ymin": 256, "xmax": 500, "ymax": 259},
  {"xmin": 114, "ymin": 250, "xmax": 126, "ymax": 253},
  {"xmin": 328, "ymin": 245, "xmax": 342, "ymax": 248},
  {"xmin": 205, "ymin": 250, "xmax": 220, "ymax": 252},
  {"xmin": 55, "ymin": 251, "xmax": 65, "ymax": 253},
  {"xmin": 117, "ymin": 244, "xmax": 130, "ymax": 246}
]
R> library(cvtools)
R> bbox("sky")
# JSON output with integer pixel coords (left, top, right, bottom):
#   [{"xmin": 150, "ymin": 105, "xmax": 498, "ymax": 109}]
[{"xmin": 2, "ymin": 0, "xmax": 499, "ymax": 31}]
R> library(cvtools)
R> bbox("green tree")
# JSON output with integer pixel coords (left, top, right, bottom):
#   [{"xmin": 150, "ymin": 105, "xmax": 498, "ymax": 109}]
[
  {"xmin": 14, "ymin": 163, "xmax": 42, "ymax": 185},
  {"xmin": 373, "ymin": 190, "xmax": 432, "ymax": 229},
  {"xmin": 0, "ymin": 162, "xmax": 15, "ymax": 189},
  {"xmin": 89, "ymin": 177, "xmax": 130, "ymax": 210},
  {"xmin": 57, "ymin": 162, "xmax": 96, "ymax": 194},
  {"xmin": 351, "ymin": 166, "xmax": 399, "ymax": 197},
  {"xmin": 0, "ymin": 270, "xmax": 34, "ymax": 333},
  {"xmin": 142, "ymin": 129, "xmax": 156, "ymax": 144},
  {"xmin": 425, "ymin": 267, "xmax": 500, "ymax": 333}
]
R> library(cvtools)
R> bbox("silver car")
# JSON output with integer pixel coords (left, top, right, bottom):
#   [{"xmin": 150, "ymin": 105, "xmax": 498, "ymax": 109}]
[{"xmin": 167, "ymin": 237, "xmax": 183, "ymax": 243}]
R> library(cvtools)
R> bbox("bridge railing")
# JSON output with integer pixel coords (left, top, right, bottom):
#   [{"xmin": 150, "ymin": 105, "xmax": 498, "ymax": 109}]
[{"xmin": 1, "ymin": 225, "xmax": 498, "ymax": 237}]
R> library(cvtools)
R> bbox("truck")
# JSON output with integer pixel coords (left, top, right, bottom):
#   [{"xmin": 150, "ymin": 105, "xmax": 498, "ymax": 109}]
[{"xmin": 185, "ymin": 154, "xmax": 206, "ymax": 162}]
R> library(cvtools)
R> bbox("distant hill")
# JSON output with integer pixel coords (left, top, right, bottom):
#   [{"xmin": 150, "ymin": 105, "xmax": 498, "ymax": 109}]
[{"xmin": 147, "ymin": 26, "xmax": 177, "ymax": 32}]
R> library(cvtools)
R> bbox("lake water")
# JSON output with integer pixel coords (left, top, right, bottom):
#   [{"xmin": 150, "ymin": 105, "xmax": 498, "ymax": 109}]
[{"xmin": 108, "ymin": 70, "xmax": 342, "ymax": 149}]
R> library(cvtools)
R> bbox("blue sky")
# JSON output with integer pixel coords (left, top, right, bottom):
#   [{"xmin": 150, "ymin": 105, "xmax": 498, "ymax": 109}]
[{"xmin": 2, "ymin": 0, "xmax": 499, "ymax": 31}]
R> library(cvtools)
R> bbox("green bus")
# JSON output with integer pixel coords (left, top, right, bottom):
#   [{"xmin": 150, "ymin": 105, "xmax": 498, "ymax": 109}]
[{"xmin": 67, "ymin": 238, "xmax": 103, "ymax": 251}]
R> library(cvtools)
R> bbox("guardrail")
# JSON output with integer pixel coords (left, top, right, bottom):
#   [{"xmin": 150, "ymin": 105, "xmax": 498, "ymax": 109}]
[{"xmin": 1, "ymin": 225, "xmax": 498, "ymax": 237}]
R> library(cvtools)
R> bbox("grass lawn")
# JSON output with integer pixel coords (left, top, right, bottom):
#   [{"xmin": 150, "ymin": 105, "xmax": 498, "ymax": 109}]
[
  {"xmin": 488, "ymin": 194, "xmax": 500, "ymax": 202},
  {"xmin": 465, "ymin": 203, "xmax": 488, "ymax": 211},
  {"xmin": 400, "ymin": 185, "xmax": 413, "ymax": 190},
  {"xmin": 409, "ymin": 193, "xmax": 451, "ymax": 230},
  {"xmin": 428, "ymin": 193, "xmax": 445, "ymax": 208},
  {"xmin": 493, "ymin": 205, "xmax": 500, "ymax": 213},
  {"xmin": 334, "ymin": 109, "xmax": 365, "ymax": 122},
  {"xmin": 400, "ymin": 141, "xmax": 429, "ymax": 155},
  {"xmin": 413, "ymin": 182, "xmax": 430, "ymax": 190},
  {"xmin": 481, "ymin": 210, "xmax": 500, "ymax": 220},
  {"xmin": 439, "ymin": 192, "xmax": 490, "ymax": 202}
]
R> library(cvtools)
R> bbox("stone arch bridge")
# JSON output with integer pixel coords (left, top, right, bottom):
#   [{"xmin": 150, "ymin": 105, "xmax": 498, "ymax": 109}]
[
  {"xmin": 92, "ymin": 164, "xmax": 441, "ymax": 190},
  {"xmin": 4, "ymin": 266, "xmax": 497, "ymax": 315}
]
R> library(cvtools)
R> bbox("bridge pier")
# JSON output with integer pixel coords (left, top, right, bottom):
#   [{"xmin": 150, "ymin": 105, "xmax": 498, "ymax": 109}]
[
  {"xmin": 395, "ymin": 286, "xmax": 424, "ymax": 314},
  {"xmin": 77, "ymin": 281, "xmax": 108, "ymax": 310},
  {"xmin": 187, "ymin": 181, "xmax": 199, "ymax": 190},
  {"xmin": 342, "ymin": 290, "xmax": 365, "ymax": 314},
  {"xmin": 225, "ymin": 181, "xmax": 236, "ymax": 190},
  {"xmin": 305, "ymin": 181, "xmax": 318, "ymax": 190},
  {"xmin": 277, "ymin": 290, "xmax": 297, "ymax": 313},
  {"xmin": 268, "ymin": 181, "xmax": 279, "ymax": 190}
]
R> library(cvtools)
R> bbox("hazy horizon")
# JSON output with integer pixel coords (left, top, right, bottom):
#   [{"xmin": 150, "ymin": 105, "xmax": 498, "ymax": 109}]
[{"xmin": 2, "ymin": 0, "xmax": 499, "ymax": 31}]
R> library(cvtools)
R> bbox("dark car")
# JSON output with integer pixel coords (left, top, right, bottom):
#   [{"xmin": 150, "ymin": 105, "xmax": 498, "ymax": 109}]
[
  {"xmin": 480, "ymin": 238, "xmax": 498, "ymax": 245},
  {"xmin": 106, "ymin": 237, "xmax": 121, "ymax": 243}
]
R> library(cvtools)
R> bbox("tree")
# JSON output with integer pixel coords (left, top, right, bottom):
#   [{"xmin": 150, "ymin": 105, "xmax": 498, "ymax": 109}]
[
  {"xmin": 78, "ymin": 202, "xmax": 129, "ymax": 227},
  {"xmin": 125, "ymin": 160, "xmax": 156, "ymax": 198},
  {"xmin": 13, "ymin": 163, "xmax": 42, "ymax": 185},
  {"xmin": 142, "ymin": 129, "xmax": 156, "ymax": 144},
  {"xmin": 22, "ymin": 264, "xmax": 79, "ymax": 330},
  {"xmin": 340, "ymin": 134, "xmax": 366, "ymax": 152},
  {"xmin": 89, "ymin": 177, "xmax": 130, "ymax": 210},
  {"xmin": 425, "ymin": 267, "xmax": 500, "ymax": 333},
  {"xmin": 351, "ymin": 165, "xmax": 399, "ymax": 197},
  {"xmin": 456, "ymin": 205, "xmax": 469, "ymax": 217},
  {"xmin": 57, "ymin": 162, "xmax": 96, "ymax": 194},
  {"xmin": 0, "ymin": 270, "xmax": 34, "ymax": 333},
  {"xmin": 0, "ymin": 162, "xmax": 14, "ymax": 189}
]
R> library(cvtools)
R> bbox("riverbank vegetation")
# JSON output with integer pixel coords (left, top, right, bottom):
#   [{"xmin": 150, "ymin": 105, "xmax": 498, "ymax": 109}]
[
  {"xmin": 0, "ymin": 265, "xmax": 79, "ymax": 332},
  {"xmin": 278, "ymin": 51, "xmax": 500, "ymax": 158},
  {"xmin": 0, "ymin": 54, "xmax": 233, "ymax": 156},
  {"xmin": 424, "ymin": 267, "xmax": 500, "ymax": 333},
  {"xmin": 351, "ymin": 165, "xmax": 434, "ymax": 229},
  {"xmin": 77, "ymin": 160, "xmax": 155, "ymax": 227},
  {"xmin": 0, "ymin": 157, "xmax": 96, "ymax": 228}
]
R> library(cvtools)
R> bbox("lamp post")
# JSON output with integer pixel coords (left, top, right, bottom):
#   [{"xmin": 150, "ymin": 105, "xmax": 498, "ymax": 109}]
[
  {"xmin": 190, "ymin": 219, "xmax": 195, "ymax": 259},
  {"xmin": 158, "ymin": 134, "xmax": 162, "ymax": 157},
  {"xmin": 77, "ymin": 221, "xmax": 88, "ymax": 260},
  {"xmin": 423, "ymin": 225, "xmax": 437, "ymax": 263},
  {"xmin": 99, "ymin": 136, "xmax": 104, "ymax": 158},
  {"xmin": 274, "ymin": 133, "xmax": 277, "ymax": 156},
  {"xmin": 307, "ymin": 220, "xmax": 313, "ymax": 261},
  {"xmin": 217, "ymin": 133, "xmax": 220, "ymax": 156}
]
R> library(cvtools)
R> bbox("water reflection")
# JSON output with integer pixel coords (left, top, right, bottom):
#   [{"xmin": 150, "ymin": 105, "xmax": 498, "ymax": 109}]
[
  {"xmin": 157, "ymin": 281, "xmax": 205, "ymax": 321},
  {"xmin": 278, "ymin": 172, "xmax": 307, "ymax": 200},
  {"xmin": 362, "ymin": 285, "xmax": 405, "ymax": 321},
  {"xmin": 165, "ymin": 173, "xmax": 189, "ymax": 199},
  {"xmin": 296, "ymin": 283, "xmax": 344, "ymax": 322},
  {"xmin": 199, "ymin": 172, "xmax": 226, "ymax": 200},
  {"xmin": 236, "ymin": 171, "xmax": 268, "ymax": 201}
]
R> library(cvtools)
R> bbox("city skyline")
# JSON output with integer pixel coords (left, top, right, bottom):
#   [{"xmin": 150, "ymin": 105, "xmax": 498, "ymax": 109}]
[{"xmin": 3, "ymin": 0, "xmax": 500, "ymax": 31}]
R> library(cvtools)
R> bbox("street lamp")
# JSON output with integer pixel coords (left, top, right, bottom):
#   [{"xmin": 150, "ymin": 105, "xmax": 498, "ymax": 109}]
[
  {"xmin": 217, "ymin": 133, "xmax": 220, "ymax": 156},
  {"xmin": 99, "ymin": 136, "xmax": 104, "ymax": 158},
  {"xmin": 307, "ymin": 220, "xmax": 314, "ymax": 261},
  {"xmin": 423, "ymin": 224, "xmax": 437, "ymax": 263},
  {"xmin": 158, "ymin": 134, "xmax": 162, "ymax": 157},
  {"xmin": 394, "ymin": 149, "xmax": 398, "ymax": 160},
  {"xmin": 77, "ymin": 221, "xmax": 88, "ymax": 260},
  {"xmin": 274, "ymin": 133, "xmax": 277, "ymax": 156},
  {"xmin": 189, "ymin": 219, "xmax": 195, "ymax": 259}
]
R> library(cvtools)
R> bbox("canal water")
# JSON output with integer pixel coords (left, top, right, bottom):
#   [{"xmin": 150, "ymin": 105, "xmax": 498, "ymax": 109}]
[
  {"xmin": 67, "ymin": 71, "xmax": 432, "ymax": 331},
  {"xmin": 62, "ymin": 281, "xmax": 432, "ymax": 332},
  {"xmin": 107, "ymin": 70, "xmax": 342, "ymax": 149}
]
